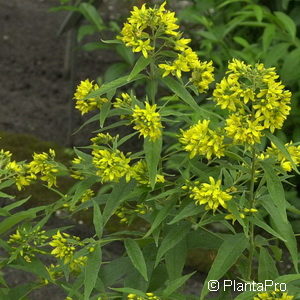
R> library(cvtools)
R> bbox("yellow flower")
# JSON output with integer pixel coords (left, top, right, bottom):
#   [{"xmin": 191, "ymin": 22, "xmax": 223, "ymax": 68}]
[
  {"xmin": 212, "ymin": 74, "xmax": 242, "ymax": 111},
  {"xmin": 49, "ymin": 231, "xmax": 81, "ymax": 264},
  {"xmin": 133, "ymin": 39, "xmax": 154, "ymax": 58},
  {"xmin": 92, "ymin": 149, "xmax": 131, "ymax": 182},
  {"xmin": 74, "ymin": 79, "xmax": 108, "ymax": 115},
  {"xmin": 225, "ymin": 114, "xmax": 264, "ymax": 145},
  {"xmin": 28, "ymin": 149, "xmax": 58, "ymax": 187},
  {"xmin": 254, "ymin": 81, "xmax": 291, "ymax": 132},
  {"xmin": 114, "ymin": 93, "xmax": 132, "ymax": 109},
  {"xmin": 253, "ymin": 290, "xmax": 294, "ymax": 300},
  {"xmin": 174, "ymin": 38, "xmax": 191, "ymax": 51},
  {"xmin": 80, "ymin": 189, "xmax": 94, "ymax": 203},
  {"xmin": 190, "ymin": 60, "xmax": 214, "ymax": 93},
  {"xmin": 5, "ymin": 161, "xmax": 35, "ymax": 190},
  {"xmin": 118, "ymin": 1, "xmax": 179, "ymax": 56},
  {"xmin": 132, "ymin": 103, "xmax": 163, "ymax": 141},
  {"xmin": 184, "ymin": 177, "xmax": 232, "ymax": 212},
  {"xmin": 127, "ymin": 293, "xmax": 160, "ymax": 300},
  {"xmin": 265, "ymin": 142, "xmax": 300, "ymax": 172},
  {"xmin": 159, "ymin": 47, "xmax": 200, "ymax": 78},
  {"xmin": 179, "ymin": 120, "xmax": 225, "ymax": 159},
  {"xmin": 90, "ymin": 133, "xmax": 115, "ymax": 145}
]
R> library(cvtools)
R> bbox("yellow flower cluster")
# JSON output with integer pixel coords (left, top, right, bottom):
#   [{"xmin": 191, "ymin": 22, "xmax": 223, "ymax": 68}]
[
  {"xmin": 127, "ymin": 293, "xmax": 160, "ymax": 300},
  {"xmin": 225, "ymin": 207, "xmax": 258, "ymax": 224},
  {"xmin": 159, "ymin": 48, "xmax": 214, "ymax": 92},
  {"xmin": 5, "ymin": 149, "xmax": 59, "ymax": 190},
  {"xmin": 225, "ymin": 114, "xmax": 264, "ymax": 145},
  {"xmin": 179, "ymin": 120, "xmax": 225, "ymax": 159},
  {"xmin": 49, "ymin": 231, "xmax": 86, "ymax": 271},
  {"xmin": 213, "ymin": 59, "xmax": 291, "ymax": 145},
  {"xmin": 132, "ymin": 160, "xmax": 165, "ymax": 186},
  {"xmin": 254, "ymin": 290, "xmax": 294, "ymax": 300},
  {"xmin": 113, "ymin": 93, "xmax": 132, "ymax": 109},
  {"xmin": 28, "ymin": 149, "xmax": 58, "ymax": 187},
  {"xmin": 0, "ymin": 149, "xmax": 12, "ymax": 169},
  {"xmin": 118, "ymin": 2, "xmax": 178, "ymax": 58},
  {"xmin": 8, "ymin": 226, "xmax": 48, "ymax": 263},
  {"xmin": 115, "ymin": 202, "xmax": 152, "ymax": 224},
  {"xmin": 5, "ymin": 160, "xmax": 34, "ymax": 190},
  {"xmin": 63, "ymin": 189, "xmax": 94, "ymax": 211},
  {"xmin": 259, "ymin": 142, "xmax": 300, "ymax": 172},
  {"xmin": 74, "ymin": 79, "xmax": 108, "ymax": 115},
  {"xmin": 90, "ymin": 133, "xmax": 116, "ymax": 145},
  {"xmin": 132, "ymin": 103, "xmax": 163, "ymax": 141},
  {"xmin": 118, "ymin": 2, "xmax": 214, "ymax": 93},
  {"xmin": 92, "ymin": 148, "xmax": 131, "ymax": 182},
  {"xmin": 183, "ymin": 177, "xmax": 232, "ymax": 212}
]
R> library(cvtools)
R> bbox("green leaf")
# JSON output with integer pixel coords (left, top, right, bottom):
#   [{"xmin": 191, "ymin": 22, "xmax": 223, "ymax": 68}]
[
  {"xmin": 81, "ymin": 42, "xmax": 109, "ymax": 52},
  {"xmin": 281, "ymin": 48, "xmax": 300, "ymax": 84},
  {"xmin": 77, "ymin": 24, "xmax": 97, "ymax": 42},
  {"xmin": 265, "ymin": 132, "xmax": 299, "ymax": 174},
  {"xmin": 200, "ymin": 234, "xmax": 248, "ymax": 300},
  {"xmin": 0, "ymin": 179, "xmax": 14, "ymax": 190},
  {"xmin": 93, "ymin": 200, "xmax": 103, "ymax": 239},
  {"xmin": 187, "ymin": 229, "xmax": 224, "ymax": 250},
  {"xmin": 161, "ymin": 77, "xmax": 221, "ymax": 120},
  {"xmin": 144, "ymin": 137, "xmax": 162, "ymax": 189},
  {"xmin": 252, "ymin": 217, "xmax": 286, "ymax": 242},
  {"xmin": 274, "ymin": 11, "xmax": 296, "ymax": 39},
  {"xmin": 3, "ymin": 198, "xmax": 29, "ymax": 211},
  {"xmin": 103, "ymin": 180, "xmax": 136, "ymax": 225},
  {"xmin": 116, "ymin": 44, "xmax": 135, "ymax": 66},
  {"xmin": 84, "ymin": 244, "xmax": 102, "ymax": 300},
  {"xmin": 10, "ymin": 257, "xmax": 50, "ymax": 281},
  {"xmin": 100, "ymin": 257, "xmax": 130, "ymax": 286},
  {"xmin": 99, "ymin": 101, "xmax": 111, "ymax": 128},
  {"xmin": 260, "ymin": 160, "xmax": 286, "ymax": 220},
  {"xmin": 262, "ymin": 25, "xmax": 276, "ymax": 52},
  {"xmin": 0, "ymin": 210, "xmax": 38, "ymax": 235},
  {"xmin": 260, "ymin": 195, "xmax": 298, "ymax": 272},
  {"xmin": 79, "ymin": 3, "xmax": 105, "ymax": 32},
  {"xmin": 155, "ymin": 223, "xmax": 190, "ymax": 267},
  {"xmin": 143, "ymin": 197, "xmax": 177, "ymax": 238},
  {"xmin": 252, "ymin": 4, "xmax": 263, "ymax": 22},
  {"xmin": 124, "ymin": 239, "xmax": 148, "ymax": 281},
  {"xmin": 264, "ymin": 42, "xmax": 290, "ymax": 66},
  {"xmin": 258, "ymin": 247, "xmax": 279, "ymax": 281},
  {"xmin": 104, "ymin": 62, "xmax": 128, "ymax": 82},
  {"xmin": 163, "ymin": 272, "xmax": 195, "ymax": 297},
  {"xmin": 110, "ymin": 287, "xmax": 147, "ymax": 297},
  {"xmin": 165, "ymin": 237, "xmax": 187, "ymax": 280},
  {"xmin": 128, "ymin": 56, "xmax": 151, "ymax": 81},
  {"xmin": 87, "ymin": 74, "xmax": 145, "ymax": 99},
  {"xmin": 168, "ymin": 202, "xmax": 204, "ymax": 225},
  {"xmin": 7, "ymin": 282, "xmax": 37, "ymax": 300}
]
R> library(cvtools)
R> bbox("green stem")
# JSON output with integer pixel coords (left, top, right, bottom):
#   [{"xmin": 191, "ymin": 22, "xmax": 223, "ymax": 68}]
[{"xmin": 247, "ymin": 146, "xmax": 256, "ymax": 280}]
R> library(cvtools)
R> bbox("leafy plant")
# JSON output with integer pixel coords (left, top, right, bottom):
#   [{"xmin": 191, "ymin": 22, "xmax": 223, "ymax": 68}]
[{"xmin": 1, "ymin": 1, "xmax": 300, "ymax": 300}]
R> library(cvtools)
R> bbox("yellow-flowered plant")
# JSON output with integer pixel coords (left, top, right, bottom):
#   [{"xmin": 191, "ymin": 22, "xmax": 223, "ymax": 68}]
[
  {"xmin": 8, "ymin": 226, "xmax": 48, "ymax": 263},
  {"xmin": 254, "ymin": 290, "xmax": 294, "ymax": 300},
  {"xmin": 183, "ymin": 176, "xmax": 232, "ymax": 212},
  {"xmin": 2, "ymin": 2, "xmax": 300, "ymax": 300},
  {"xmin": 127, "ymin": 293, "xmax": 160, "ymax": 300},
  {"xmin": 179, "ymin": 119, "xmax": 225, "ymax": 159},
  {"xmin": 49, "ymin": 231, "xmax": 87, "ymax": 272},
  {"xmin": 92, "ymin": 148, "xmax": 132, "ymax": 182},
  {"xmin": 131, "ymin": 103, "xmax": 163, "ymax": 141},
  {"xmin": 74, "ymin": 79, "xmax": 108, "ymax": 115}
]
